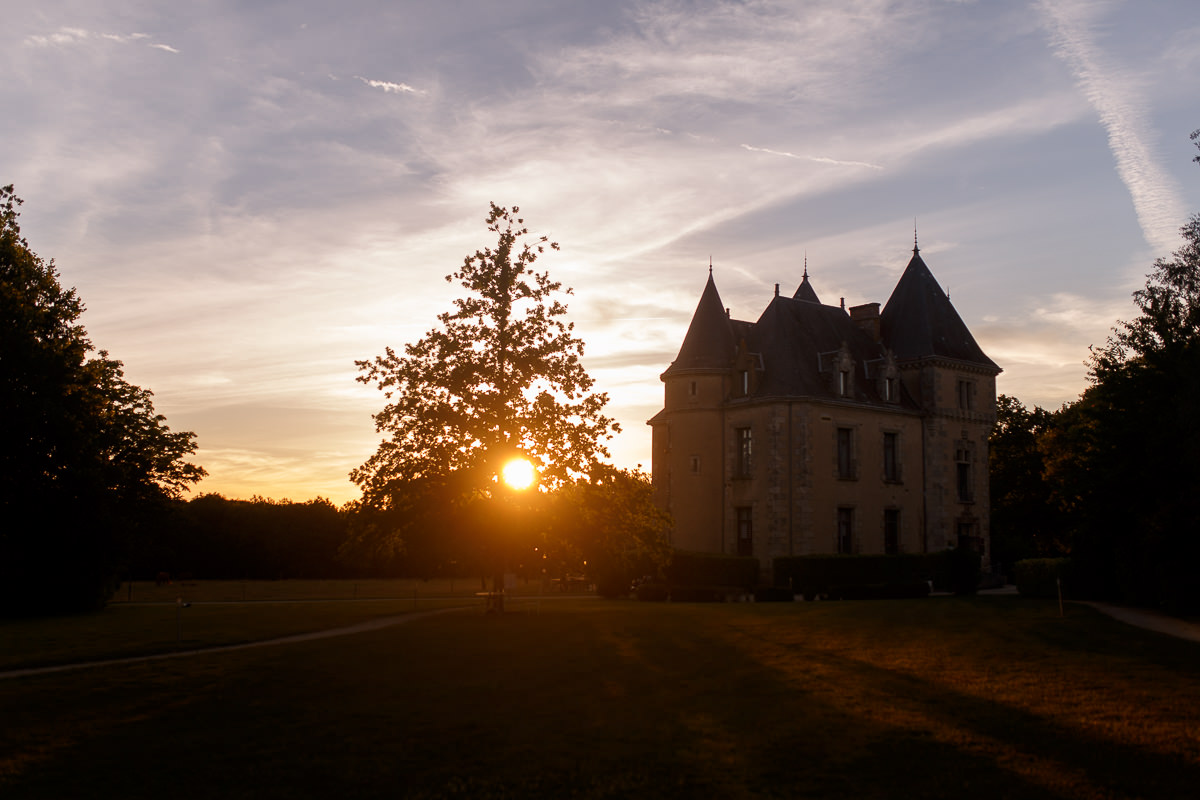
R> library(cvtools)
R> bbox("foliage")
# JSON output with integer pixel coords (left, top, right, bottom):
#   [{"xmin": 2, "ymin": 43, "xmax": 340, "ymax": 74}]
[
  {"xmin": 547, "ymin": 466, "xmax": 672, "ymax": 597},
  {"xmin": 0, "ymin": 186, "xmax": 204, "ymax": 615},
  {"xmin": 988, "ymin": 394, "xmax": 1062, "ymax": 573},
  {"xmin": 1041, "ymin": 214, "xmax": 1200, "ymax": 611},
  {"xmin": 1013, "ymin": 558, "xmax": 1072, "ymax": 599},
  {"xmin": 353, "ymin": 203, "xmax": 617, "ymax": 514}
]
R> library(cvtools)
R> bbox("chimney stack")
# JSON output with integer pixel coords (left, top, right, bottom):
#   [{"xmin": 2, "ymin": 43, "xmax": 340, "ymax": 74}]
[{"xmin": 849, "ymin": 302, "xmax": 881, "ymax": 342}]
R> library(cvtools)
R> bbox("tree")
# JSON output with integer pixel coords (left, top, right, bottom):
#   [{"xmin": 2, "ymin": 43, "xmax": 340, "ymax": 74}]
[
  {"xmin": 988, "ymin": 394, "xmax": 1061, "ymax": 575},
  {"xmin": 353, "ymin": 204, "xmax": 618, "ymax": 551},
  {"xmin": 1045, "ymin": 212, "xmax": 1200, "ymax": 611},
  {"xmin": 546, "ymin": 466, "xmax": 672, "ymax": 597},
  {"xmin": 0, "ymin": 185, "xmax": 205, "ymax": 614}
]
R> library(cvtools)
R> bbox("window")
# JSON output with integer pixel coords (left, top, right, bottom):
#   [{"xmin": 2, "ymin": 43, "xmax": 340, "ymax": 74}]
[
  {"xmin": 957, "ymin": 380, "xmax": 975, "ymax": 411},
  {"xmin": 837, "ymin": 508, "xmax": 854, "ymax": 554},
  {"xmin": 836, "ymin": 427, "xmax": 855, "ymax": 479},
  {"xmin": 689, "ymin": 455, "xmax": 701, "ymax": 475},
  {"xmin": 884, "ymin": 509, "xmax": 900, "ymax": 555},
  {"xmin": 736, "ymin": 507, "xmax": 753, "ymax": 556},
  {"xmin": 884, "ymin": 376, "xmax": 897, "ymax": 403},
  {"xmin": 955, "ymin": 446, "xmax": 973, "ymax": 502},
  {"xmin": 883, "ymin": 432, "xmax": 900, "ymax": 482},
  {"xmin": 689, "ymin": 380, "xmax": 697, "ymax": 398},
  {"xmin": 735, "ymin": 427, "xmax": 753, "ymax": 478},
  {"xmin": 739, "ymin": 370, "xmax": 749, "ymax": 395},
  {"xmin": 839, "ymin": 369, "xmax": 850, "ymax": 397}
]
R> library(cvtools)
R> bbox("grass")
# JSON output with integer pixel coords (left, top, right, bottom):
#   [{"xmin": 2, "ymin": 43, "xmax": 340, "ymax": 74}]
[
  {"xmin": 2, "ymin": 594, "xmax": 1199, "ymax": 799},
  {"xmin": 1, "ymin": 578, "xmax": 558, "ymax": 671}
]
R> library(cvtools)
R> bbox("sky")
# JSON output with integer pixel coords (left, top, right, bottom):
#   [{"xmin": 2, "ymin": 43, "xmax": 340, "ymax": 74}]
[{"xmin": 4, "ymin": 0, "xmax": 1199, "ymax": 505}]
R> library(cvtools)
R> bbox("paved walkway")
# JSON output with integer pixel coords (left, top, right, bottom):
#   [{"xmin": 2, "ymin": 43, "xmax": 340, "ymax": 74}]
[{"xmin": 1080, "ymin": 602, "xmax": 1200, "ymax": 643}]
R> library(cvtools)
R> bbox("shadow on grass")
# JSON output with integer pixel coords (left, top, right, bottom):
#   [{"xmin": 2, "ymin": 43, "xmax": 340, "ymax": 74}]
[{"xmin": 2, "ymin": 601, "xmax": 1198, "ymax": 799}]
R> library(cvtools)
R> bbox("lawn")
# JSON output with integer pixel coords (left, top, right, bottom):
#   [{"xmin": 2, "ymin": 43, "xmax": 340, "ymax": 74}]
[{"xmin": 2, "ymin": 595, "xmax": 1198, "ymax": 799}]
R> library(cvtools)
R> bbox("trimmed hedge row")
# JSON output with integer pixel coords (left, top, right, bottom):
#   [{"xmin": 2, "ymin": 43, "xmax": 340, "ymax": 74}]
[
  {"xmin": 1013, "ymin": 558, "xmax": 1071, "ymax": 598},
  {"xmin": 773, "ymin": 549, "xmax": 980, "ymax": 598},
  {"xmin": 666, "ymin": 550, "xmax": 760, "ymax": 589}
]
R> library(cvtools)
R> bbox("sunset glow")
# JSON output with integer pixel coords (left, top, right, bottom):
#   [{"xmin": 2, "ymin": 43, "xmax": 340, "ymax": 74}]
[
  {"xmin": 501, "ymin": 458, "xmax": 537, "ymax": 492},
  {"xmin": 5, "ymin": 3, "xmax": 1198, "ymax": 503}
]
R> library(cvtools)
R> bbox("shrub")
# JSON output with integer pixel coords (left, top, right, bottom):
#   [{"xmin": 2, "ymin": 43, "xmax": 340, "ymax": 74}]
[
  {"xmin": 666, "ymin": 551, "xmax": 759, "ymax": 588},
  {"xmin": 775, "ymin": 554, "xmax": 943, "ymax": 599},
  {"xmin": 753, "ymin": 586, "xmax": 795, "ymax": 602},
  {"xmin": 668, "ymin": 585, "xmax": 725, "ymax": 602},
  {"xmin": 834, "ymin": 581, "xmax": 931, "ymax": 600},
  {"xmin": 946, "ymin": 544, "xmax": 982, "ymax": 595},
  {"xmin": 1014, "ymin": 558, "xmax": 1072, "ymax": 598},
  {"xmin": 635, "ymin": 582, "xmax": 670, "ymax": 602}
]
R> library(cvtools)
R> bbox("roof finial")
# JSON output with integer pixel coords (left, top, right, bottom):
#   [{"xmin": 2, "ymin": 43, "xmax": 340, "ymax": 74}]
[
  {"xmin": 709, "ymin": 255, "xmax": 713, "ymax": 276},
  {"xmin": 803, "ymin": 251, "xmax": 809, "ymax": 280},
  {"xmin": 913, "ymin": 219, "xmax": 919, "ymax": 254}
]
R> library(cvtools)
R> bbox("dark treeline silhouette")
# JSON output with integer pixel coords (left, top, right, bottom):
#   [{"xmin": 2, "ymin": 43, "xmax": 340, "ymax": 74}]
[
  {"xmin": 1, "ymin": 186, "xmax": 206, "ymax": 615},
  {"xmin": 132, "ymin": 495, "xmax": 355, "ymax": 581},
  {"xmin": 992, "ymin": 204, "xmax": 1200, "ymax": 611},
  {"xmin": 134, "ymin": 468, "xmax": 669, "ymax": 591}
]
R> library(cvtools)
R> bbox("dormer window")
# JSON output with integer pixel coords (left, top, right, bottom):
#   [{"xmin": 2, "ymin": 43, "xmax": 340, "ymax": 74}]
[
  {"xmin": 740, "ymin": 370, "xmax": 749, "ymax": 395},
  {"xmin": 839, "ymin": 370, "xmax": 850, "ymax": 397},
  {"xmin": 884, "ymin": 376, "xmax": 897, "ymax": 402}
]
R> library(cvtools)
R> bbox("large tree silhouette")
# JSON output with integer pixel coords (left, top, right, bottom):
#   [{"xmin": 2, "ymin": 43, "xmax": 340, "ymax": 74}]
[
  {"xmin": 353, "ymin": 203, "xmax": 617, "ymax": 513},
  {"xmin": 0, "ymin": 185, "xmax": 205, "ymax": 614}
]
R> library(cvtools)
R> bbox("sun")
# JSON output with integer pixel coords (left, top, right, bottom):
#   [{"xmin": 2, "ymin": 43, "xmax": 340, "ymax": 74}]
[{"xmin": 500, "ymin": 457, "xmax": 537, "ymax": 490}]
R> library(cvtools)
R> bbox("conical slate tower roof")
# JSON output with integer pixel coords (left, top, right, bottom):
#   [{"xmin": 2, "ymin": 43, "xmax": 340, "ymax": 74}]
[
  {"xmin": 663, "ymin": 270, "xmax": 736, "ymax": 376},
  {"xmin": 793, "ymin": 266, "xmax": 820, "ymax": 303},
  {"xmin": 880, "ymin": 248, "xmax": 999, "ymax": 371}
]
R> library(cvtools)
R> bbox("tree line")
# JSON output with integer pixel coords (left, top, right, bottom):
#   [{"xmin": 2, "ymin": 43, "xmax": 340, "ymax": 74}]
[
  {"xmin": 120, "ymin": 469, "xmax": 668, "ymax": 593},
  {"xmin": 2, "ymin": 193, "xmax": 669, "ymax": 615},
  {"xmin": 990, "ymin": 155, "xmax": 1200, "ymax": 612}
]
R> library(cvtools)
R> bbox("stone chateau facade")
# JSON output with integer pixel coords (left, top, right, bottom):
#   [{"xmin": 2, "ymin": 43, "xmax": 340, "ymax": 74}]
[{"xmin": 648, "ymin": 243, "xmax": 1000, "ymax": 573}]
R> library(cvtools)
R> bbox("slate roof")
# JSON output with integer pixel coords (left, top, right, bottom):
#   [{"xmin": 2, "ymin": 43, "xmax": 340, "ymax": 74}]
[
  {"xmin": 793, "ymin": 271, "xmax": 820, "ymax": 303},
  {"xmin": 746, "ymin": 295, "xmax": 908, "ymax": 405},
  {"xmin": 662, "ymin": 271, "xmax": 737, "ymax": 376},
  {"xmin": 880, "ymin": 248, "xmax": 999, "ymax": 372},
  {"xmin": 662, "ymin": 245, "xmax": 997, "ymax": 398}
]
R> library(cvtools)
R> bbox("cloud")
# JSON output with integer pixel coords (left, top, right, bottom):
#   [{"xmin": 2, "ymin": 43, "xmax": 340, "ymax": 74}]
[
  {"xmin": 24, "ymin": 27, "xmax": 176, "ymax": 54},
  {"xmin": 1036, "ymin": 0, "xmax": 1188, "ymax": 255},
  {"xmin": 353, "ymin": 75, "xmax": 425, "ymax": 95},
  {"xmin": 740, "ymin": 144, "xmax": 883, "ymax": 170}
]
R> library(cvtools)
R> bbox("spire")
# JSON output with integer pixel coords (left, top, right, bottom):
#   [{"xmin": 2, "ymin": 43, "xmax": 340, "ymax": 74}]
[
  {"xmin": 793, "ymin": 253, "xmax": 820, "ymax": 303},
  {"xmin": 663, "ymin": 268, "xmax": 737, "ymax": 376}
]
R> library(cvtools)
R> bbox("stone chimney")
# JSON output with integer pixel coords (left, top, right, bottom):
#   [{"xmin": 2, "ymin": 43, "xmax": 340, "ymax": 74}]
[{"xmin": 849, "ymin": 302, "xmax": 881, "ymax": 342}]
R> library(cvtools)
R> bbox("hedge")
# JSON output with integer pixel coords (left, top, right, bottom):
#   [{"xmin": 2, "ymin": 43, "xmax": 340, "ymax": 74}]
[
  {"xmin": 1013, "ymin": 558, "xmax": 1072, "ymax": 598},
  {"xmin": 772, "ymin": 550, "xmax": 979, "ymax": 599},
  {"xmin": 774, "ymin": 553, "xmax": 940, "ymax": 598},
  {"xmin": 666, "ymin": 550, "xmax": 760, "ymax": 588}
]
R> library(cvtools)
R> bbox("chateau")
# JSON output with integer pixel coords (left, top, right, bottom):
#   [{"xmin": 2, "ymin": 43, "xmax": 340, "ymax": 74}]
[{"xmin": 648, "ymin": 242, "xmax": 1000, "ymax": 573}]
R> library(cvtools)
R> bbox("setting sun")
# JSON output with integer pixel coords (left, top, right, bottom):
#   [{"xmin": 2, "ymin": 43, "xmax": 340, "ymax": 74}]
[{"xmin": 501, "ymin": 457, "xmax": 537, "ymax": 491}]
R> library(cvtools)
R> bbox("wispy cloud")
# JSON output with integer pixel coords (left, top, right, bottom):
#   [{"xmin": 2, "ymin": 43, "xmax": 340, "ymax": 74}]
[
  {"xmin": 24, "ymin": 27, "xmax": 175, "ymax": 53},
  {"xmin": 741, "ymin": 144, "xmax": 883, "ymax": 170},
  {"xmin": 353, "ymin": 75, "xmax": 425, "ymax": 95},
  {"xmin": 1036, "ymin": 0, "xmax": 1187, "ymax": 254}
]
